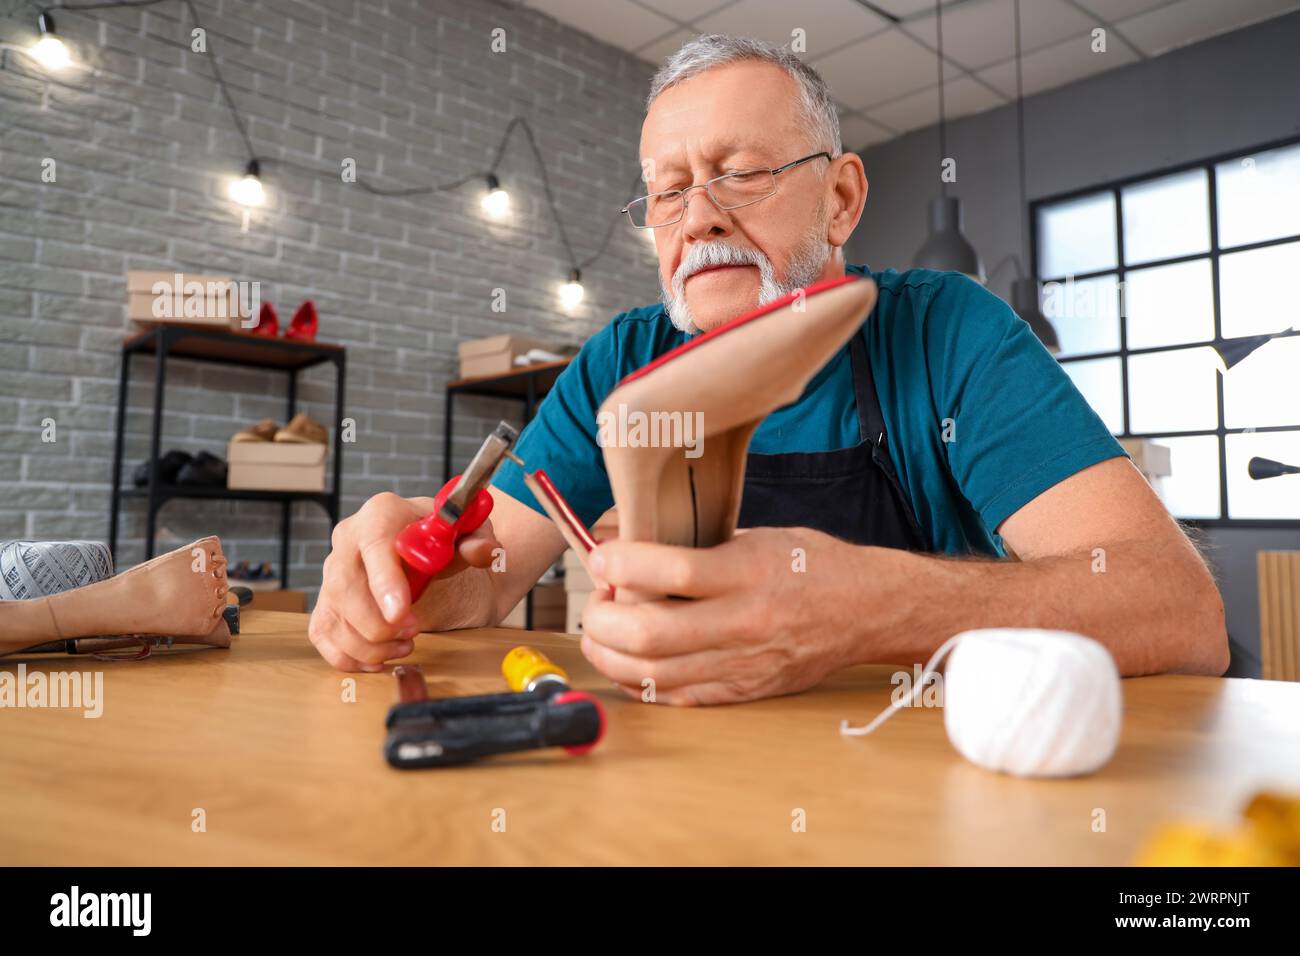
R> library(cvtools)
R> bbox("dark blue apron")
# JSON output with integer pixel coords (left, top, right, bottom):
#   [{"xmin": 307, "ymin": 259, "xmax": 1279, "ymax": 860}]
[{"xmin": 737, "ymin": 330, "xmax": 928, "ymax": 551}]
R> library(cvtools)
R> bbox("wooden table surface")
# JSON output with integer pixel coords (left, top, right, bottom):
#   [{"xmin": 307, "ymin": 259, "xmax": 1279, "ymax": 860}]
[{"xmin": 3, "ymin": 610, "xmax": 1299, "ymax": 866}]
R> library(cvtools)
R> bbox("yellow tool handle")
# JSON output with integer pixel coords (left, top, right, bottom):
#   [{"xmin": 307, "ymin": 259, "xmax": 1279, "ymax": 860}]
[{"xmin": 502, "ymin": 645, "xmax": 569, "ymax": 693}]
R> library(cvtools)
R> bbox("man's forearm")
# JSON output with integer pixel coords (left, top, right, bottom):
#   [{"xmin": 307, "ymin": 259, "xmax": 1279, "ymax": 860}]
[
  {"xmin": 856, "ymin": 537, "xmax": 1228, "ymax": 677},
  {"xmin": 413, "ymin": 561, "xmax": 550, "ymax": 631},
  {"xmin": 412, "ymin": 566, "xmax": 497, "ymax": 629}
]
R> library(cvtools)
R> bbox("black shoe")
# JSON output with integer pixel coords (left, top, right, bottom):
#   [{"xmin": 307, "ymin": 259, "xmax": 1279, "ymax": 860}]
[
  {"xmin": 132, "ymin": 450, "xmax": 193, "ymax": 487},
  {"xmin": 175, "ymin": 451, "xmax": 228, "ymax": 488}
]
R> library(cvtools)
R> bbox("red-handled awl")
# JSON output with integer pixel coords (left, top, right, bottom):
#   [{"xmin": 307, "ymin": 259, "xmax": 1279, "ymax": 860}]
[{"xmin": 395, "ymin": 421, "xmax": 518, "ymax": 602}]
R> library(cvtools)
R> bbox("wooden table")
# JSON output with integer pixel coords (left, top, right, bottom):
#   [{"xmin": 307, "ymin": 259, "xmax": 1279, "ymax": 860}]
[{"xmin": 3, "ymin": 610, "xmax": 1299, "ymax": 866}]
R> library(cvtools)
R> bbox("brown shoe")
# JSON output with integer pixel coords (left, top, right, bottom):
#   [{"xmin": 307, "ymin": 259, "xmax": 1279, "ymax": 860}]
[
  {"xmin": 232, "ymin": 419, "xmax": 278, "ymax": 443},
  {"xmin": 274, "ymin": 413, "xmax": 327, "ymax": 445}
]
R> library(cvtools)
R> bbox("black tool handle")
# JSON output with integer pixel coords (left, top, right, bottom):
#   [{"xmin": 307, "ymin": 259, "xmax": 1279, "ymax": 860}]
[
  {"xmin": 384, "ymin": 696, "xmax": 602, "ymax": 769},
  {"xmin": 384, "ymin": 682, "xmax": 564, "ymax": 728}
]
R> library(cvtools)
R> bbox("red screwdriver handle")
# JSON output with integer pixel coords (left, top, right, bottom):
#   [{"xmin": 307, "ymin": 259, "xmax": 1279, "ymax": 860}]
[{"xmin": 395, "ymin": 476, "xmax": 495, "ymax": 602}]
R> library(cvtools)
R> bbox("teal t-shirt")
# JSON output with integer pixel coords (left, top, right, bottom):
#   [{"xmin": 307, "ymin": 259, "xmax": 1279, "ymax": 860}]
[{"xmin": 493, "ymin": 264, "xmax": 1126, "ymax": 556}]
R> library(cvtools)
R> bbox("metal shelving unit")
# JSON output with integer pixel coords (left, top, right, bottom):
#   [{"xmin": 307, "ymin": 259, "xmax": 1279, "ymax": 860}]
[
  {"xmin": 444, "ymin": 358, "xmax": 570, "ymax": 627},
  {"xmin": 108, "ymin": 322, "xmax": 347, "ymax": 587}
]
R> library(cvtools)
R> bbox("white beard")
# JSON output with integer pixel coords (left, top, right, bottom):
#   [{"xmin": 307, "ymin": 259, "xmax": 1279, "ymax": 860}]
[{"xmin": 660, "ymin": 224, "xmax": 833, "ymax": 335}]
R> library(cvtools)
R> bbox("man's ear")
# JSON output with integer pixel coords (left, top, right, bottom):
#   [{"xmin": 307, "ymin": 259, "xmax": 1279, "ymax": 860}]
[{"xmin": 826, "ymin": 152, "xmax": 867, "ymax": 248}]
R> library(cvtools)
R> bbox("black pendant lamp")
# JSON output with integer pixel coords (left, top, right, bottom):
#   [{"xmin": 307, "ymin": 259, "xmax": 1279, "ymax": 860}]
[
  {"xmin": 1249, "ymin": 457, "xmax": 1300, "ymax": 480},
  {"xmin": 1215, "ymin": 332, "xmax": 1278, "ymax": 369},
  {"xmin": 1011, "ymin": 277, "xmax": 1059, "ymax": 352},
  {"xmin": 1007, "ymin": 0, "xmax": 1060, "ymax": 352},
  {"xmin": 913, "ymin": 0, "xmax": 984, "ymax": 281}
]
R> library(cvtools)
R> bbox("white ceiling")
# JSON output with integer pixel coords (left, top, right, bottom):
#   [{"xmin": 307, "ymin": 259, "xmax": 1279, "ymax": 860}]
[{"xmin": 520, "ymin": 0, "xmax": 1300, "ymax": 149}]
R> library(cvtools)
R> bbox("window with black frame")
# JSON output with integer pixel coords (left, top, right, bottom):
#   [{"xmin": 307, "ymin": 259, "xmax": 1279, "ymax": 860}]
[{"xmin": 1032, "ymin": 138, "xmax": 1300, "ymax": 525}]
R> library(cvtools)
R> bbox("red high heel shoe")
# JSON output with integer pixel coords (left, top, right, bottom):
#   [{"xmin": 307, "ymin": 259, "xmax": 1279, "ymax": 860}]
[
  {"xmin": 285, "ymin": 300, "xmax": 318, "ymax": 342},
  {"xmin": 249, "ymin": 302, "xmax": 278, "ymax": 337}
]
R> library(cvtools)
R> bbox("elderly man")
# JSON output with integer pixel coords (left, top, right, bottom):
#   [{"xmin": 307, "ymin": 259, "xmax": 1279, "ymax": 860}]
[{"xmin": 309, "ymin": 34, "xmax": 1228, "ymax": 702}]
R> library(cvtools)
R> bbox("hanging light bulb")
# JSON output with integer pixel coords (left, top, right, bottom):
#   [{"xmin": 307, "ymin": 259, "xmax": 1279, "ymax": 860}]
[
  {"xmin": 559, "ymin": 269, "xmax": 584, "ymax": 310},
  {"xmin": 31, "ymin": 13, "xmax": 71, "ymax": 70},
  {"xmin": 228, "ymin": 159, "xmax": 265, "ymax": 207},
  {"xmin": 481, "ymin": 173, "xmax": 510, "ymax": 219}
]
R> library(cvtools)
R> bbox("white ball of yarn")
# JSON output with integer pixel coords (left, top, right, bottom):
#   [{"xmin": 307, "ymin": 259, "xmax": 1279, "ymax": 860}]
[{"xmin": 942, "ymin": 628, "xmax": 1122, "ymax": 777}]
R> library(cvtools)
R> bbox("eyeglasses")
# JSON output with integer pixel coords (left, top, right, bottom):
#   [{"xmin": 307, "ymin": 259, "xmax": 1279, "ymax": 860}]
[{"xmin": 622, "ymin": 151, "xmax": 833, "ymax": 229}]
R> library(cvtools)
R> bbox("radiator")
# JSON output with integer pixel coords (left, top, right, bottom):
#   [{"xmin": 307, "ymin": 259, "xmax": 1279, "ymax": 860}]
[{"xmin": 1258, "ymin": 551, "xmax": 1300, "ymax": 682}]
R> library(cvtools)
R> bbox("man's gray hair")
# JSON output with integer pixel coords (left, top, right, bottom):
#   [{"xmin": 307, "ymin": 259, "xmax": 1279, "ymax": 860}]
[{"xmin": 647, "ymin": 34, "xmax": 842, "ymax": 156}]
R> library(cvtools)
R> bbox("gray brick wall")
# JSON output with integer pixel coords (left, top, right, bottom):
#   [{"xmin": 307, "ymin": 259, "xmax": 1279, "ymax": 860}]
[{"xmin": 0, "ymin": 0, "xmax": 663, "ymax": 602}]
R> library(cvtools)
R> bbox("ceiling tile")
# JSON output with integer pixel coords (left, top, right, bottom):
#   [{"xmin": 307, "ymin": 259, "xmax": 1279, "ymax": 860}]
[
  {"xmin": 813, "ymin": 28, "xmax": 962, "ymax": 111},
  {"xmin": 638, "ymin": 0, "xmax": 735, "ymax": 21},
  {"xmin": 864, "ymin": 86, "xmax": 940, "ymax": 133},
  {"xmin": 868, "ymin": 0, "xmax": 938, "ymax": 17},
  {"xmin": 692, "ymin": 0, "xmax": 888, "ymax": 59},
  {"xmin": 904, "ymin": 0, "xmax": 1097, "ymax": 68},
  {"xmin": 525, "ymin": 0, "xmax": 678, "ymax": 52},
  {"xmin": 1116, "ymin": 0, "xmax": 1300, "ymax": 57},
  {"xmin": 976, "ymin": 29, "xmax": 1137, "ymax": 98},
  {"xmin": 865, "ymin": 74, "xmax": 1005, "ymax": 132},
  {"xmin": 839, "ymin": 112, "xmax": 895, "ymax": 150},
  {"xmin": 637, "ymin": 28, "xmax": 698, "ymax": 64},
  {"xmin": 939, "ymin": 74, "xmax": 1009, "ymax": 116},
  {"xmin": 1069, "ymin": 0, "xmax": 1172, "ymax": 21}
]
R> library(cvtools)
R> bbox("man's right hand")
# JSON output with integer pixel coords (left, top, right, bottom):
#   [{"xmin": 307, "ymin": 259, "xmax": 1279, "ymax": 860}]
[{"xmin": 308, "ymin": 492, "xmax": 501, "ymax": 672}]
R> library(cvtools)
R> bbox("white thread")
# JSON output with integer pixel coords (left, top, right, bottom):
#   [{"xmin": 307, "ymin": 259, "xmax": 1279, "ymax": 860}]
[{"xmin": 841, "ymin": 628, "xmax": 1123, "ymax": 778}]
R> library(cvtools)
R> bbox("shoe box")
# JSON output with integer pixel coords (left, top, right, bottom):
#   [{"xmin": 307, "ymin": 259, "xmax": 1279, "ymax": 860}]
[
  {"xmin": 227, "ymin": 441, "xmax": 327, "ymax": 492},
  {"xmin": 127, "ymin": 271, "xmax": 251, "ymax": 328},
  {"xmin": 457, "ymin": 334, "xmax": 556, "ymax": 379}
]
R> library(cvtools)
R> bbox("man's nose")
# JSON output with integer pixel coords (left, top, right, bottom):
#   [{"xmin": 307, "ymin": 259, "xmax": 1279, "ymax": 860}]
[{"xmin": 681, "ymin": 186, "xmax": 733, "ymax": 242}]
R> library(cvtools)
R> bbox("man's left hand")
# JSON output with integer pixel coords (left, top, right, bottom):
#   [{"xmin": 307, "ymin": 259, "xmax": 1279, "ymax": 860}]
[{"xmin": 579, "ymin": 527, "xmax": 874, "ymax": 705}]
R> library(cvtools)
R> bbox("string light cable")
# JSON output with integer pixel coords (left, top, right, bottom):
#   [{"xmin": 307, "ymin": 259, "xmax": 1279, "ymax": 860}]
[{"xmin": 1, "ymin": 0, "xmax": 646, "ymax": 298}]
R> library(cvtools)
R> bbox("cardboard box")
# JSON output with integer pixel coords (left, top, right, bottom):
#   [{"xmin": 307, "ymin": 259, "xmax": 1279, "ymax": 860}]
[
  {"xmin": 566, "ymin": 592, "xmax": 591, "ymax": 636},
  {"xmin": 1119, "ymin": 438, "xmax": 1172, "ymax": 479},
  {"xmin": 457, "ymin": 334, "xmax": 555, "ymax": 379},
  {"xmin": 227, "ymin": 440, "xmax": 327, "ymax": 492},
  {"xmin": 562, "ymin": 510, "xmax": 617, "ymax": 634},
  {"xmin": 564, "ymin": 548, "xmax": 595, "ymax": 592},
  {"xmin": 127, "ymin": 271, "xmax": 251, "ymax": 328},
  {"xmin": 247, "ymin": 589, "xmax": 307, "ymax": 613},
  {"xmin": 502, "ymin": 582, "xmax": 567, "ymax": 631}
]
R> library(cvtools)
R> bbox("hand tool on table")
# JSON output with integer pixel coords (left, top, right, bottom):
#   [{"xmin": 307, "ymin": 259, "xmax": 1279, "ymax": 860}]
[
  {"xmin": 384, "ymin": 646, "xmax": 606, "ymax": 769},
  {"xmin": 395, "ymin": 421, "xmax": 518, "ymax": 602}
]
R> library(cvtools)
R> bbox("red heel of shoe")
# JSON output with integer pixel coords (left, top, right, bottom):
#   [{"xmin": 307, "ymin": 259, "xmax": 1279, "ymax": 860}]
[
  {"xmin": 285, "ymin": 300, "xmax": 318, "ymax": 342},
  {"xmin": 250, "ymin": 302, "xmax": 278, "ymax": 337}
]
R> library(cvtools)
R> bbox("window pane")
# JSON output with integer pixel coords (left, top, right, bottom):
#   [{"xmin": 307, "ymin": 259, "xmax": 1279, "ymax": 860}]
[
  {"xmin": 1223, "ymin": 335, "xmax": 1300, "ymax": 429},
  {"xmin": 1226, "ymin": 429, "xmax": 1300, "ymax": 520},
  {"xmin": 1145, "ymin": 435, "xmax": 1221, "ymax": 519},
  {"xmin": 1122, "ymin": 258, "xmax": 1215, "ymax": 349},
  {"xmin": 1037, "ymin": 192, "xmax": 1117, "ymax": 279},
  {"xmin": 1041, "ymin": 275, "xmax": 1120, "ymax": 357},
  {"xmin": 1061, "ymin": 357, "xmax": 1123, "ymax": 434},
  {"xmin": 1127, "ymin": 347, "xmax": 1220, "ymax": 433},
  {"xmin": 1121, "ymin": 169, "xmax": 1210, "ymax": 266},
  {"xmin": 1219, "ymin": 240, "xmax": 1300, "ymax": 338},
  {"xmin": 1216, "ymin": 143, "xmax": 1300, "ymax": 249}
]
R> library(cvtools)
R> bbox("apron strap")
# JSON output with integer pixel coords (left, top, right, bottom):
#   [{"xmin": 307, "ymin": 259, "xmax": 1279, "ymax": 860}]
[
  {"xmin": 848, "ymin": 327, "xmax": 929, "ymax": 548},
  {"xmin": 848, "ymin": 330, "xmax": 887, "ymax": 450}
]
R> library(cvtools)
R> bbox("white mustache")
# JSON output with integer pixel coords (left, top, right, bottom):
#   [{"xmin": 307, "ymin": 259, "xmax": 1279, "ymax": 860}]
[
  {"xmin": 673, "ymin": 242, "xmax": 770, "ymax": 288},
  {"xmin": 660, "ymin": 232, "xmax": 832, "ymax": 335}
]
